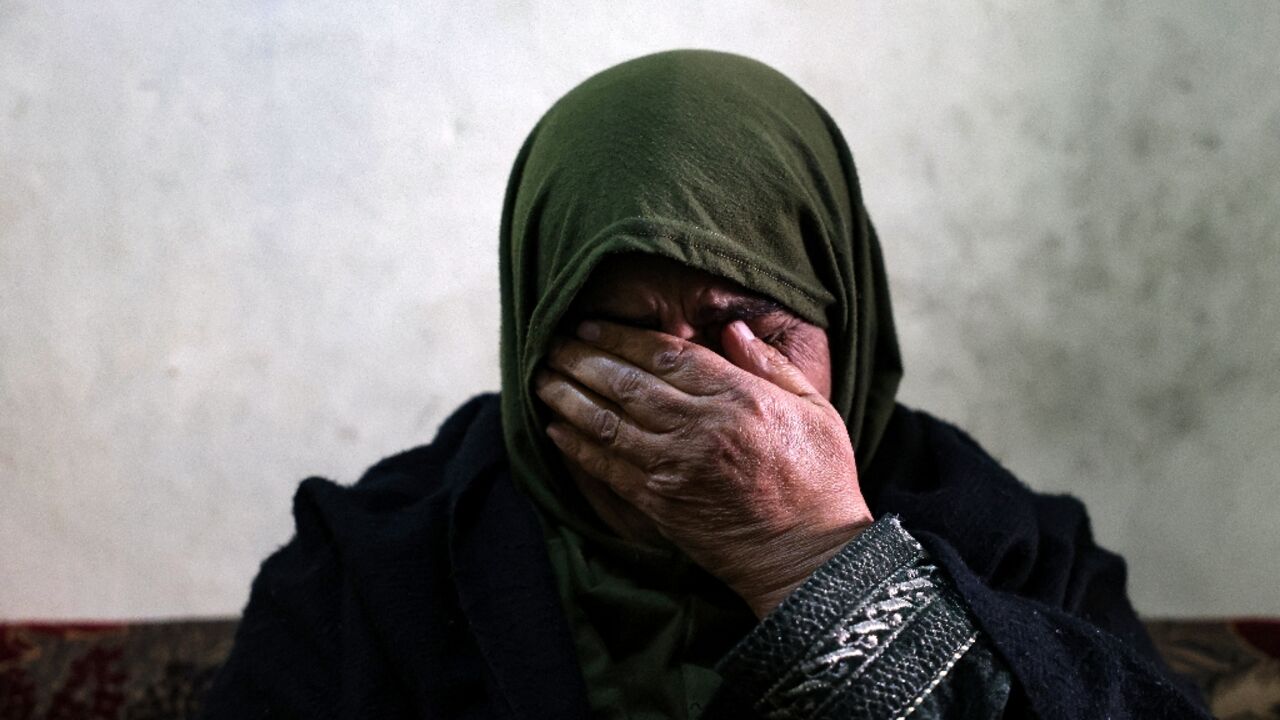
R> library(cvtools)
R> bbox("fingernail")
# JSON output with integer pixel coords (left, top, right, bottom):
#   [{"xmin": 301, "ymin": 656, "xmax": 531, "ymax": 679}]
[
  {"xmin": 577, "ymin": 321, "xmax": 600, "ymax": 342},
  {"xmin": 729, "ymin": 320, "xmax": 755, "ymax": 341},
  {"xmin": 545, "ymin": 422, "xmax": 565, "ymax": 442}
]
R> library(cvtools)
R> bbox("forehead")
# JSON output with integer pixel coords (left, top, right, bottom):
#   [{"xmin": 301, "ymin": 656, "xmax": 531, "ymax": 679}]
[{"xmin": 576, "ymin": 253, "xmax": 766, "ymax": 309}]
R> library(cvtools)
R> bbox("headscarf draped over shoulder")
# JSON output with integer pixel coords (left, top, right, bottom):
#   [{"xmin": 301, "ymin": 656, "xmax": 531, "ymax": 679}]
[{"xmin": 498, "ymin": 50, "xmax": 902, "ymax": 718}]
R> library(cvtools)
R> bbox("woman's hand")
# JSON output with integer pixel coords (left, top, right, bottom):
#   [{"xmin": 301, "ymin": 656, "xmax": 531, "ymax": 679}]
[{"xmin": 535, "ymin": 319, "xmax": 874, "ymax": 618}]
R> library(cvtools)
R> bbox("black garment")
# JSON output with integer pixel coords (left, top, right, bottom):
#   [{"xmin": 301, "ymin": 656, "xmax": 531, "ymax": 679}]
[
  {"xmin": 865, "ymin": 404, "xmax": 1206, "ymax": 718},
  {"xmin": 202, "ymin": 395, "xmax": 1207, "ymax": 719},
  {"xmin": 710, "ymin": 515, "xmax": 1013, "ymax": 719}
]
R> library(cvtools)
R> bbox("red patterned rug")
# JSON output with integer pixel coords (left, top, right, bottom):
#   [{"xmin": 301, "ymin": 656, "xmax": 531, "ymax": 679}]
[
  {"xmin": 0, "ymin": 618, "xmax": 1277, "ymax": 718},
  {"xmin": 1147, "ymin": 618, "xmax": 1280, "ymax": 719},
  {"xmin": 0, "ymin": 621, "xmax": 233, "ymax": 719}
]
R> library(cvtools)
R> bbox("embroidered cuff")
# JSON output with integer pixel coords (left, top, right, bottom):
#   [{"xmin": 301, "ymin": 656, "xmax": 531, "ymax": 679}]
[{"xmin": 715, "ymin": 516, "xmax": 979, "ymax": 720}]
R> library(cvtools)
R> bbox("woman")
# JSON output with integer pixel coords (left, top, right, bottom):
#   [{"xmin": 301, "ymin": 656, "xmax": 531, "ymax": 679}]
[{"xmin": 203, "ymin": 50, "xmax": 1206, "ymax": 719}]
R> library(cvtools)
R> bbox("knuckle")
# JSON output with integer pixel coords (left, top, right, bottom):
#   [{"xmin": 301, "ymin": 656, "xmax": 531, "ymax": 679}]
[
  {"xmin": 627, "ymin": 489, "xmax": 660, "ymax": 517},
  {"xmin": 556, "ymin": 347, "xmax": 581, "ymax": 376},
  {"xmin": 704, "ymin": 426, "xmax": 748, "ymax": 470},
  {"xmin": 653, "ymin": 341, "xmax": 687, "ymax": 373},
  {"xmin": 639, "ymin": 446, "xmax": 677, "ymax": 474},
  {"xmin": 670, "ymin": 411, "xmax": 700, "ymax": 440},
  {"xmin": 734, "ymin": 386, "xmax": 770, "ymax": 420},
  {"xmin": 544, "ymin": 377, "xmax": 568, "ymax": 400},
  {"xmin": 554, "ymin": 428, "xmax": 579, "ymax": 456},
  {"xmin": 642, "ymin": 476, "xmax": 661, "ymax": 495},
  {"xmin": 649, "ymin": 397, "xmax": 685, "ymax": 430},
  {"xmin": 644, "ymin": 472, "xmax": 678, "ymax": 496},
  {"xmin": 583, "ymin": 450, "xmax": 612, "ymax": 479},
  {"xmin": 610, "ymin": 367, "xmax": 646, "ymax": 404},
  {"xmin": 707, "ymin": 427, "xmax": 737, "ymax": 458},
  {"xmin": 590, "ymin": 408, "xmax": 621, "ymax": 444}
]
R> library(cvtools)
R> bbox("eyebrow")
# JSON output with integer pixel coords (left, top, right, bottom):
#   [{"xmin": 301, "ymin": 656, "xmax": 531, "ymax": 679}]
[
  {"xmin": 585, "ymin": 296, "xmax": 785, "ymax": 328},
  {"xmin": 693, "ymin": 296, "xmax": 785, "ymax": 325}
]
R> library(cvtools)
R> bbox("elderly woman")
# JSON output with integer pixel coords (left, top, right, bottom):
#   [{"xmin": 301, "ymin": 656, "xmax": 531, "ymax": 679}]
[{"xmin": 203, "ymin": 51, "xmax": 1206, "ymax": 719}]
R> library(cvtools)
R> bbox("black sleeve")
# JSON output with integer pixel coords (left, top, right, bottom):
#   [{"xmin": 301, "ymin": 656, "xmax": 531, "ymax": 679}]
[
  {"xmin": 202, "ymin": 396, "xmax": 496, "ymax": 720},
  {"xmin": 914, "ymin": 517, "xmax": 1210, "ymax": 720},
  {"xmin": 709, "ymin": 517, "xmax": 1011, "ymax": 720},
  {"xmin": 709, "ymin": 513, "xmax": 1210, "ymax": 720},
  {"xmin": 200, "ymin": 478, "xmax": 412, "ymax": 720},
  {"xmin": 850, "ymin": 407, "xmax": 1211, "ymax": 718}
]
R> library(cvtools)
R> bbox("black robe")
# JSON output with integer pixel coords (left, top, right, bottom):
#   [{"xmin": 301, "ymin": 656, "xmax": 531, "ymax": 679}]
[{"xmin": 202, "ymin": 394, "xmax": 1207, "ymax": 719}]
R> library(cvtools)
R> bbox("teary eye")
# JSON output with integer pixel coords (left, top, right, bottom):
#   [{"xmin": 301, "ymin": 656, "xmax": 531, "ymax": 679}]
[
  {"xmin": 754, "ymin": 314, "xmax": 805, "ymax": 349},
  {"xmin": 760, "ymin": 328, "xmax": 790, "ymax": 347}
]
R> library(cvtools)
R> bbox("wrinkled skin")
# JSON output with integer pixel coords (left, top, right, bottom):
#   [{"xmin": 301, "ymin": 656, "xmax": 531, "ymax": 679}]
[{"xmin": 535, "ymin": 255, "xmax": 873, "ymax": 617}]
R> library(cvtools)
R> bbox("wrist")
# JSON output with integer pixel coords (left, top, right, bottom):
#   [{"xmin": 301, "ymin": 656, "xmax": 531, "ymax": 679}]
[{"xmin": 739, "ymin": 513, "xmax": 874, "ymax": 619}]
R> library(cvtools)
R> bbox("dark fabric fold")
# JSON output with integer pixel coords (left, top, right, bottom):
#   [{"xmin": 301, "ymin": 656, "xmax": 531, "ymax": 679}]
[
  {"xmin": 203, "ymin": 394, "xmax": 1207, "ymax": 719},
  {"xmin": 864, "ymin": 404, "xmax": 1208, "ymax": 719},
  {"xmin": 202, "ymin": 395, "xmax": 590, "ymax": 720}
]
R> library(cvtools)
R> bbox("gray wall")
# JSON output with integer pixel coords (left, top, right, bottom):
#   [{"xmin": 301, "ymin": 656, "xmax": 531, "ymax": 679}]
[{"xmin": 2, "ymin": 1, "xmax": 1277, "ymax": 619}]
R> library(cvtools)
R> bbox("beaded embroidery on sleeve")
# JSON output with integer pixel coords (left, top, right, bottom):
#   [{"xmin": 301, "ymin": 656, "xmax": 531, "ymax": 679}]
[{"xmin": 717, "ymin": 516, "xmax": 986, "ymax": 720}]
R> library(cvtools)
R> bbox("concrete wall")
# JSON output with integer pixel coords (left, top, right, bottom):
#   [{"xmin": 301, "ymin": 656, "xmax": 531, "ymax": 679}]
[{"xmin": 2, "ymin": 1, "xmax": 1277, "ymax": 619}]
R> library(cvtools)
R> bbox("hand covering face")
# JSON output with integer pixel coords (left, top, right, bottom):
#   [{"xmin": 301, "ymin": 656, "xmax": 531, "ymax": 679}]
[{"xmin": 498, "ymin": 49, "xmax": 902, "ymax": 718}]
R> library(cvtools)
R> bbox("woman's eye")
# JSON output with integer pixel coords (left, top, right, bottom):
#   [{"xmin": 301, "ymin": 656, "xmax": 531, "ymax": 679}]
[{"xmin": 760, "ymin": 329, "xmax": 788, "ymax": 347}]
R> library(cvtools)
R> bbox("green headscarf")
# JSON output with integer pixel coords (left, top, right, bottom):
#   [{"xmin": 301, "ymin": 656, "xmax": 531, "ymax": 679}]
[{"xmin": 498, "ymin": 50, "xmax": 902, "ymax": 718}]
